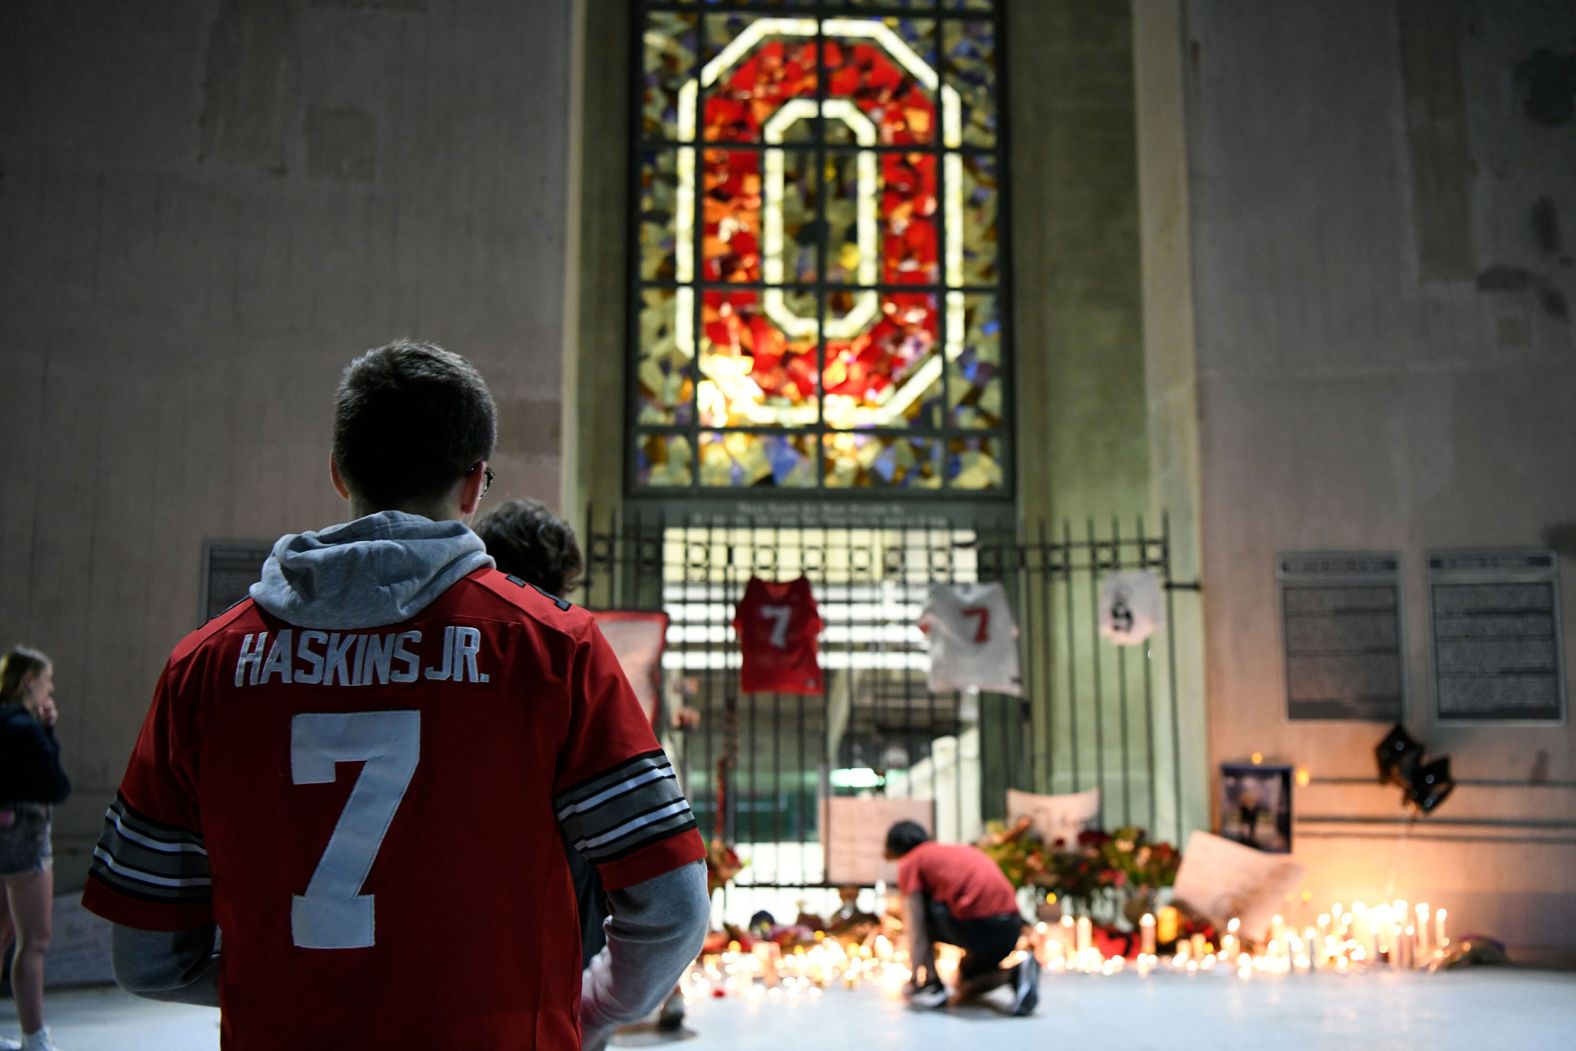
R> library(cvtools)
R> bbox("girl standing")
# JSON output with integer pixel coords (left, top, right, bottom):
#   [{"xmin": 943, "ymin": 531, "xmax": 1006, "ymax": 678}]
[{"xmin": 0, "ymin": 647, "xmax": 71, "ymax": 1051}]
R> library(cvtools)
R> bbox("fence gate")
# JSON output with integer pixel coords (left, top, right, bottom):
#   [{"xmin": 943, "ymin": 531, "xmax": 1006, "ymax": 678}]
[{"xmin": 581, "ymin": 507, "xmax": 1191, "ymax": 896}]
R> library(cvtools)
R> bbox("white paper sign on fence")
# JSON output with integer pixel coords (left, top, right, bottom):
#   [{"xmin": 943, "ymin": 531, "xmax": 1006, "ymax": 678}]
[
  {"xmin": 1171, "ymin": 830, "xmax": 1305, "ymax": 941},
  {"xmin": 1098, "ymin": 570, "xmax": 1165, "ymax": 646},
  {"xmin": 1006, "ymin": 787, "xmax": 1101, "ymax": 847},
  {"xmin": 822, "ymin": 796, "xmax": 935, "ymax": 885}
]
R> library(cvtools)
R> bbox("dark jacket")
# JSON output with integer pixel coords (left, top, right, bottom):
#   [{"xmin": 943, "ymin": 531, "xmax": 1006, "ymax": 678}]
[{"xmin": 0, "ymin": 703, "xmax": 71, "ymax": 804}]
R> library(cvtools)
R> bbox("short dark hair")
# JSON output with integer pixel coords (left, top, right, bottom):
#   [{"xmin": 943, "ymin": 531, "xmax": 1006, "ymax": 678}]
[
  {"xmin": 332, "ymin": 339, "xmax": 497, "ymax": 510},
  {"xmin": 473, "ymin": 498, "xmax": 584, "ymax": 596},
  {"xmin": 885, "ymin": 820, "xmax": 929, "ymax": 858}
]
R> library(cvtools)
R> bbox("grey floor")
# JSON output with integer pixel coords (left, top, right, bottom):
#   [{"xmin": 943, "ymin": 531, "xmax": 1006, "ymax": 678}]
[{"xmin": 6, "ymin": 967, "xmax": 1576, "ymax": 1050}]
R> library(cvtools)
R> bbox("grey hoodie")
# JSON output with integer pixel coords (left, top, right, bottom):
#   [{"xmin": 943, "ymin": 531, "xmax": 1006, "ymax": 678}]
[
  {"xmin": 249, "ymin": 510, "xmax": 494, "ymax": 629},
  {"xmin": 115, "ymin": 511, "xmax": 709, "ymax": 1037}
]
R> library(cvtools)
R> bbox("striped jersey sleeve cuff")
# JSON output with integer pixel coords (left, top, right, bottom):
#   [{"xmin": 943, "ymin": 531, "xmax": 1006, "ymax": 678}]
[
  {"xmin": 555, "ymin": 750, "xmax": 698, "ymax": 870},
  {"xmin": 83, "ymin": 794, "xmax": 213, "ymax": 927}
]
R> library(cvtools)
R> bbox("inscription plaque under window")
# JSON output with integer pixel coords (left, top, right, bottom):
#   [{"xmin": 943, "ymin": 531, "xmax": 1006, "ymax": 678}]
[
  {"xmin": 1277, "ymin": 552, "xmax": 1405, "ymax": 722},
  {"xmin": 1428, "ymin": 549, "xmax": 1564, "ymax": 724}
]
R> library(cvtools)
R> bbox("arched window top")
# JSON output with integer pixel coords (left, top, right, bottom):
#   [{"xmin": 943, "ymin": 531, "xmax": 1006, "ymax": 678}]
[{"xmin": 631, "ymin": 1, "xmax": 1009, "ymax": 497}]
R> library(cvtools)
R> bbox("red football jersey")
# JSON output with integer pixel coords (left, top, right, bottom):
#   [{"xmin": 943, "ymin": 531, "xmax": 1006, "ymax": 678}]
[
  {"xmin": 82, "ymin": 568, "xmax": 704, "ymax": 1051},
  {"xmin": 733, "ymin": 576, "xmax": 824, "ymax": 695}
]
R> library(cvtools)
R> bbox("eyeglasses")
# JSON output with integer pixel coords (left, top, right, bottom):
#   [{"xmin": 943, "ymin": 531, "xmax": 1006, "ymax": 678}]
[{"xmin": 469, "ymin": 462, "xmax": 495, "ymax": 498}]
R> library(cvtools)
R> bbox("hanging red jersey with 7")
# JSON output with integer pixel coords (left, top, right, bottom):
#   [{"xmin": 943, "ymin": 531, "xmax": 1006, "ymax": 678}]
[{"xmin": 734, "ymin": 576, "xmax": 824, "ymax": 695}]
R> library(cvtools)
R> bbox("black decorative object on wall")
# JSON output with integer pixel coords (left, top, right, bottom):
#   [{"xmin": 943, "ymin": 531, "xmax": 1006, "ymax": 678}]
[
  {"xmin": 1408, "ymin": 757, "xmax": 1456, "ymax": 814},
  {"xmin": 1375, "ymin": 724, "xmax": 1455, "ymax": 815}
]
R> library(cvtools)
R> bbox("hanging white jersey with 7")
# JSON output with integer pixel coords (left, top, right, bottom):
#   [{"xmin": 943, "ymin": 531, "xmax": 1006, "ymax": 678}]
[{"xmin": 919, "ymin": 582, "xmax": 1023, "ymax": 696}]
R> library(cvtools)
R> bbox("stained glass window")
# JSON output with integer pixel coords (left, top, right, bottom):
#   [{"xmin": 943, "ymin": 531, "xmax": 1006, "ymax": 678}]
[{"xmin": 631, "ymin": 0, "xmax": 1009, "ymax": 494}]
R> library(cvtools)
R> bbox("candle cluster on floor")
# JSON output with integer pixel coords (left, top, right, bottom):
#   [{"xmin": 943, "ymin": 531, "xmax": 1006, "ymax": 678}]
[
  {"xmin": 683, "ymin": 932, "xmax": 918, "ymax": 1001},
  {"xmin": 681, "ymin": 899, "xmax": 1453, "ymax": 1001},
  {"xmin": 1030, "ymin": 900, "xmax": 1451, "ymax": 979}
]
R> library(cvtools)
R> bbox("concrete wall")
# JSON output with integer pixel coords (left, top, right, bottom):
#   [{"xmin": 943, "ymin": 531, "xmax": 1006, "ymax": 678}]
[
  {"xmin": 1180, "ymin": 0, "xmax": 1576, "ymax": 955},
  {"xmin": 1010, "ymin": 0, "xmax": 1151, "ymax": 528},
  {"xmin": 0, "ymin": 0, "xmax": 576, "ymax": 887}
]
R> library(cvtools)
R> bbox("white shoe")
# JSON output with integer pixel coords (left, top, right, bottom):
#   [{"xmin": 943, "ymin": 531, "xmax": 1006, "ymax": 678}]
[
  {"xmin": 22, "ymin": 1027, "xmax": 58, "ymax": 1051},
  {"xmin": 1011, "ymin": 956, "xmax": 1040, "ymax": 1017},
  {"xmin": 1, "ymin": 1035, "xmax": 22, "ymax": 1051}
]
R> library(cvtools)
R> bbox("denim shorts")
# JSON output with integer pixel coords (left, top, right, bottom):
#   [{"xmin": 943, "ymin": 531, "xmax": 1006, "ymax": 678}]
[{"xmin": 0, "ymin": 804, "xmax": 52, "ymax": 877}]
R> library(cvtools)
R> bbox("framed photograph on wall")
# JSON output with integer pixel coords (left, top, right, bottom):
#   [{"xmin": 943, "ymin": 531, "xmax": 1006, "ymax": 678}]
[{"xmin": 1218, "ymin": 762, "xmax": 1293, "ymax": 853}]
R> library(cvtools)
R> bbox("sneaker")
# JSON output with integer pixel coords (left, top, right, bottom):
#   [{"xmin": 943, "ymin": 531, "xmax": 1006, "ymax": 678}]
[
  {"xmin": 21, "ymin": 1028, "xmax": 57, "ymax": 1051},
  {"xmin": 1010, "ymin": 956, "xmax": 1040, "ymax": 1017},
  {"xmin": 0, "ymin": 1036, "xmax": 21, "ymax": 1051},
  {"xmin": 656, "ymin": 988, "xmax": 685, "ymax": 1031},
  {"xmin": 910, "ymin": 982, "xmax": 949, "ymax": 1009}
]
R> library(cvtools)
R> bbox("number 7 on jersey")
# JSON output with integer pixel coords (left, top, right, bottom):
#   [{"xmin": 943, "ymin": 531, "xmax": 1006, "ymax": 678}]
[{"xmin": 291, "ymin": 710, "xmax": 420, "ymax": 950}]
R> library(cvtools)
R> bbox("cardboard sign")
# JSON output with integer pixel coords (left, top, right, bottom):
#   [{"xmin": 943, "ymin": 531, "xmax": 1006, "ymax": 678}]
[
  {"xmin": 1171, "ymin": 831, "xmax": 1305, "ymax": 941},
  {"xmin": 1005, "ymin": 787, "xmax": 1101, "ymax": 847},
  {"xmin": 593, "ymin": 610, "xmax": 670, "ymax": 728},
  {"xmin": 822, "ymin": 796, "xmax": 935, "ymax": 885}
]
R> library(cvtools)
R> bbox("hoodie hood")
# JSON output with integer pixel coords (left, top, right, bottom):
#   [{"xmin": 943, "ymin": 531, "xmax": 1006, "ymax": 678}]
[{"xmin": 249, "ymin": 511, "xmax": 495, "ymax": 630}]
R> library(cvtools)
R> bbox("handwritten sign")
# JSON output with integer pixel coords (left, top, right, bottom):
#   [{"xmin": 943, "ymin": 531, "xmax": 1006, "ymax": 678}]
[
  {"xmin": 593, "ymin": 611, "xmax": 670, "ymax": 728},
  {"xmin": 822, "ymin": 797, "xmax": 935, "ymax": 885},
  {"xmin": 1006, "ymin": 787, "xmax": 1100, "ymax": 847},
  {"xmin": 1171, "ymin": 831, "xmax": 1304, "ymax": 941}
]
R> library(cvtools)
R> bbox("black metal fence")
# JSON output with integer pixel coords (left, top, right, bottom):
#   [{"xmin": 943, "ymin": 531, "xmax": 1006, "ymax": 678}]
[{"xmin": 581, "ymin": 506, "xmax": 1191, "ymax": 887}]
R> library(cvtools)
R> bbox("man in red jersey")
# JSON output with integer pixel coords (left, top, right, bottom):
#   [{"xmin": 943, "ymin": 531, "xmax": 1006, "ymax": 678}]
[
  {"xmin": 884, "ymin": 820, "xmax": 1038, "ymax": 1016},
  {"xmin": 81, "ymin": 340, "xmax": 709, "ymax": 1050}
]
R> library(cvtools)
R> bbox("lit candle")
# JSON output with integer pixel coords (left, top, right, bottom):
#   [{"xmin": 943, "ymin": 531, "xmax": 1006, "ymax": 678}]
[
  {"xmin": 1399, "ymin": 925, "xmax": 1416, "ymax": 969},
  {"xmin": 1435, "ymin": 908, "xmax": 1448, "ymax": 949},
  {"xmin": 1190, "ymin": 933, "xmax": 1206, "ymax": 961},
  {"xmin": 1157, "ymin": 906, "xmax": 1180, "ymax": 945},
  {"xmin": 1141, "ymin": 912, "xmax": 1157, "ymax": 956},
  {"xmin": 1076, "ymin": 916, "xmax": 1092, "ymax": 954},
  {"xmin": 1060, "ymin": 915, "xmax": 1076, "ymax": 955},
  {"xmin": 1415, "ymin": 903, "xmax": 1430, "ymax": 957},
  {"xmin": 1351, "ymin": 903, "xmax": 1370, "ymax": 956}
]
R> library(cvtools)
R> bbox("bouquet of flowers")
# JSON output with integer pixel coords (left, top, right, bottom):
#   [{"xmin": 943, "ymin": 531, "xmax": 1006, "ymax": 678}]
[
  {"xmin": 978, "ymin": 816, "xmax": 1048, "ymax": 888},
  {"xmin": 705, "ymin": 838, "xmax": 744, "ymax": 895},
  {"xmin": 1039, "ymin": 826, "xmax": 1182, "ymax": 929}
]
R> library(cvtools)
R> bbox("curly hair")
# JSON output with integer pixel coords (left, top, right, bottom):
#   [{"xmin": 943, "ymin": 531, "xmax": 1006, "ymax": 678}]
[{"xmin": 472, "ymin": 499, "xmax": 584, "ymax": 597}]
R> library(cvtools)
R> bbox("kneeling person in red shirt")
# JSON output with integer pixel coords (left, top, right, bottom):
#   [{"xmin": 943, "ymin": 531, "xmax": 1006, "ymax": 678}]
[{"xmin": 885, "ymin": 820, "xmax": 1038, "ymax": 1016}]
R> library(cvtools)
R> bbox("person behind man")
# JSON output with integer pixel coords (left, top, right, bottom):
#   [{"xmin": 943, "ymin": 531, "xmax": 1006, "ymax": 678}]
[
  {"xmin": 884, "ymin": 820, "xmax": 1038, "ymax": 1016},
  {"xmin": 472, "ymin": 499, "xmax": 688, "ymax": 1044},
  {"xmin": 473, "ymin": 498, "xmax": 584, "ymax": 600},
  {"xmin": 80, "ymin": 340, "xmax": 709, "ymax": 1050},
  {"xmin": 469, "ymin": 501, "xmax": 605, "ymax": 963}
]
